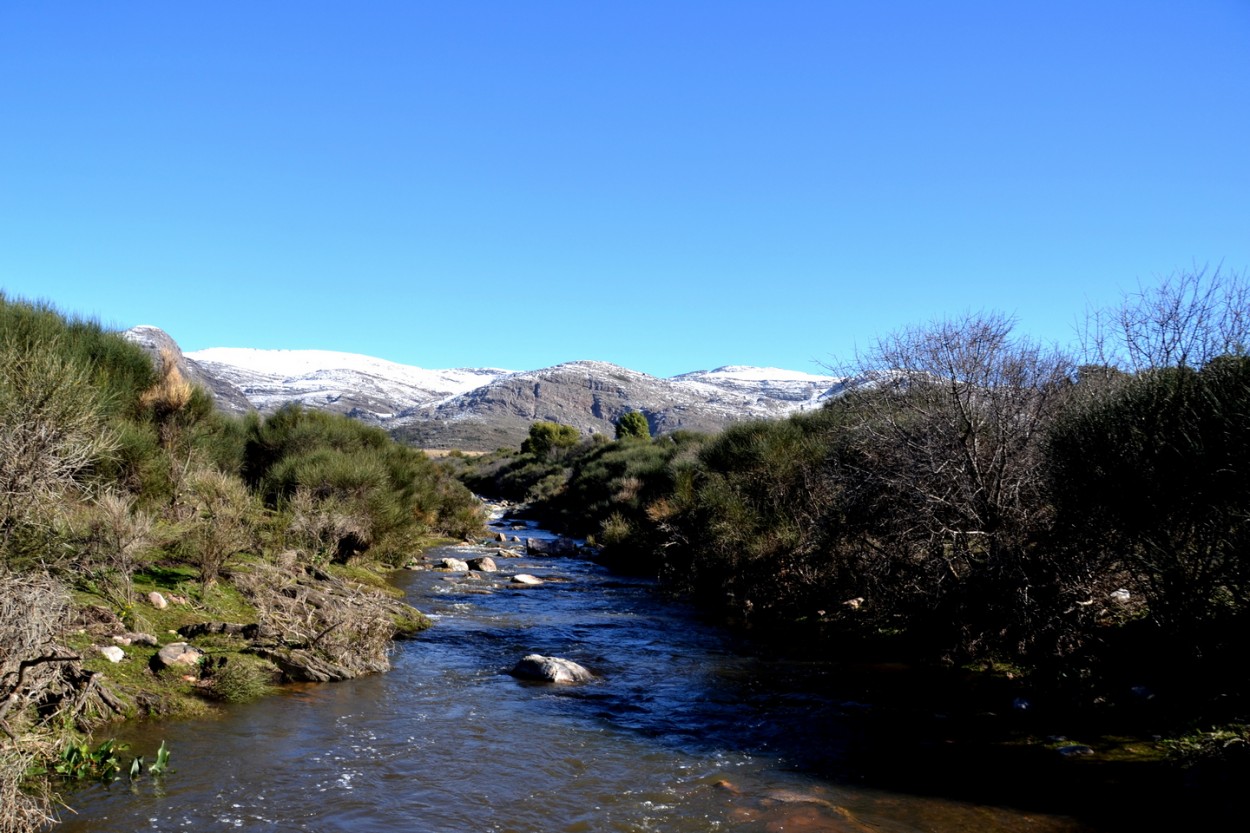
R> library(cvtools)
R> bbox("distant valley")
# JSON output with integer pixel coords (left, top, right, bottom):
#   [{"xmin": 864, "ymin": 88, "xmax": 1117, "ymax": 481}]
[{"xmin": 124, "ymin": 326, "xmax": 842, "ymax": 450}]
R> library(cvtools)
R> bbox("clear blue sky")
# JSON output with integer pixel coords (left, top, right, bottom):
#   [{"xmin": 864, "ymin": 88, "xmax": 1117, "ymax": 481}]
[{"xmin": 2, "ymin": 2, "xmax": 1247, "ymax": 377}]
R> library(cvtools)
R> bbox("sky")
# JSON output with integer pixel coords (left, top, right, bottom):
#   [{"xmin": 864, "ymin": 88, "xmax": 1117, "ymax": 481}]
[{"xmin": 2, "ymin": 2, "xmax": 1247, "ymax": 378}]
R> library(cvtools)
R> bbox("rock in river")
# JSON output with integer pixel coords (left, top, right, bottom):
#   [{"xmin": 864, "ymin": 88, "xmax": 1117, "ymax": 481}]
[{"xmin": 510, "ymin": 654, "xmax": 594, "ymax": 684}]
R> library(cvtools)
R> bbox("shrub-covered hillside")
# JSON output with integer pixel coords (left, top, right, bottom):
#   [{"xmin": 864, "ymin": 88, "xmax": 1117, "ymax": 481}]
[{"xmin": 0, "ymin": 295, "xmax": 482, "ymax": 831}]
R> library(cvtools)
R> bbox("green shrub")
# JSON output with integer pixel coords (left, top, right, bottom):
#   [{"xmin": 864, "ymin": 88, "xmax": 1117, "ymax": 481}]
[
  {"xmin": 202, "ymin": 656, "xmax": 274, "ymax": 703},
  {"xmin": 614, "ymin": 410, "xmax": 651, "ymax": 440}
]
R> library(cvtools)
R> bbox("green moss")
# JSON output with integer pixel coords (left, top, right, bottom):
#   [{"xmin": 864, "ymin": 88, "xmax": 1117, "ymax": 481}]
[{"xmin": 391, "ymin": 605, "xmax": 431, "ymax": 637}]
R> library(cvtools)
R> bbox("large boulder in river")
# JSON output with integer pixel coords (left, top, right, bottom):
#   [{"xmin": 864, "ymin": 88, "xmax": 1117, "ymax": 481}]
[
  {"xmin": 510, "ymin": 654, "xmax": 594, "ymax": 684},
  {"xmin": 525, "ymin": 537, "xmax": 577, "ymax": 556},
  {"xmin": 437, "ymin": 557, "xmax": 470, "ymax": 571},
  {"xmin": 467, "ymin": 556, "xmax": 497, "ymax": 572}
]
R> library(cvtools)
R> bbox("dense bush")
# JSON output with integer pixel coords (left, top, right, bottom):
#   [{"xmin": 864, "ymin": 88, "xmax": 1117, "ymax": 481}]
[
  {"xmin": 243, "ymin": 405, "xmax": 482, "ymax": 563},
  {"xmin": 1046, "ymin": 355, "xmax": 1250, "ymax": 700}
]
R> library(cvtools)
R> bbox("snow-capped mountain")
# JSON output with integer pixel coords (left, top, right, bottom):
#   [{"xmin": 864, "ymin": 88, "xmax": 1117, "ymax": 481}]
[
  {"xmin": 187, "ymin": 347, "xmax": 511, "ymax": 423},
  {"xmin": 125, "ymin": 328, "xmax": 843, "ymax": 449}
]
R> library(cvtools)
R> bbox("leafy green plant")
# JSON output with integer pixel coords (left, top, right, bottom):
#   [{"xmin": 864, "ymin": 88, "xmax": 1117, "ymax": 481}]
[{"xmin": 53, "ymin": 739, "xmax": 125, "ymax": 783}]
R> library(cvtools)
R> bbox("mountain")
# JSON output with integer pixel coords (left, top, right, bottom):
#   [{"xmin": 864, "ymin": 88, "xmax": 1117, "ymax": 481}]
[
  {"xmin": 123, "ymin": 329, "xmax": 841, "ymax": 450},
  {"xmin": 393, "ymin": 360, "xmax": 839, "ymax": 449},
  {"xmin": 187, "ymin": 346, "xmax": 508, "ymax": 424}
]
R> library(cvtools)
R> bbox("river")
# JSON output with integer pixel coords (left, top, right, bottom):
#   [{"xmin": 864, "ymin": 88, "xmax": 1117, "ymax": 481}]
[{"xmin": 58, "ymin": 522, "xmax": 1168, "ymax": 832}]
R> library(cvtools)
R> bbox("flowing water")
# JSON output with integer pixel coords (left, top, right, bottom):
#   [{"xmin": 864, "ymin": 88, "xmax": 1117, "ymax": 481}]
[{"xmin": 59, "ymin": 524, "xmax": 1147, "ymax": 832}]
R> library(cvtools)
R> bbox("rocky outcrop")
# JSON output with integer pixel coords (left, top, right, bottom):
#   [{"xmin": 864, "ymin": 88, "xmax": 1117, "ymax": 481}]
[
  {"xmin": 509, "ymin": 654, "xmax": 594, "ymax": 684},
  {"xmin": 123, "ymin": 326, "xmax": 254, "ymax": 414}
]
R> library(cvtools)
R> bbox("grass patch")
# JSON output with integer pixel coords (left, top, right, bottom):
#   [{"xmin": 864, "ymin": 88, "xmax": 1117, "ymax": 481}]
[{"xmin": 201, "ymin": 654, "xmax": 277, "ymax": 703}]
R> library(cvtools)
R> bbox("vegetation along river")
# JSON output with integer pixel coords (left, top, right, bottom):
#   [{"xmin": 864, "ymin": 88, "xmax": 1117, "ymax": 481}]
[{"xmin": 60, "ymin": 521, "xmax": 1175, "ymax": 832}]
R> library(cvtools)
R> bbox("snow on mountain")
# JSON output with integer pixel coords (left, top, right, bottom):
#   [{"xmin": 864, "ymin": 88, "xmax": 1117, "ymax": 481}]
[
  {"xmin": 185, "ymin": 346, "xmax": 511, "ymax": 422},
  {"xmin": 672, "ymin": 365, "xmax": 839, "ymax": 405},
  {"xmin": 146, "ymin": 334, "xmax": 849, "ymax": 448}
]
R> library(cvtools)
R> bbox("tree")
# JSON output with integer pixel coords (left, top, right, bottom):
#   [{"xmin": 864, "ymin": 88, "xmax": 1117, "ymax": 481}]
[
  {"xmin": 520, "ymin": 421, "xmax": 580, "ymax": 457},
  {"xmin": 1084, "ymin": 265, "xmax": 1248, "ymax": 373},
  {"xmin": 614, "ymin": 411, "xmax": 651, "ymax": 440},
  {"xmin": 831, "ymin": 311, "xmax": 1076, "ymax": 656}
]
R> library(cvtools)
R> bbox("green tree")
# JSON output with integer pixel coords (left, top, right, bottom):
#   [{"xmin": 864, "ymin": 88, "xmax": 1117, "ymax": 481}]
[
  {"xmin": 520, "ymin": 421, "xmax": 580, "ymax": 457},
  {"xmin": 614, "ymin": 411, "xmax": 651, "ymax": 440}
]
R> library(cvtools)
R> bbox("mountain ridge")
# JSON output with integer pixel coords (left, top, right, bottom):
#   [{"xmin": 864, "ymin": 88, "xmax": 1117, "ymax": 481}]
[{"xmin": 125, "ymin": 328, "xmax": 841, "ymax": 450}]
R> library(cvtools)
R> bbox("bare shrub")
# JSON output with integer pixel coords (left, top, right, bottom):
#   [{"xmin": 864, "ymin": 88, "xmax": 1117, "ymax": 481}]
[
  {"xmin": 0, "ymin": 336, "xmax": 117, "ymax": 552},
  {"xmin": 283, "ymin": 487, "xmax": 372, "ymax": 565},
  {"xmin": 234, "ymin": 563, "xmax": 401, "ymax": 680},
  {"xmin": 1084, "ymin": 265, "xmax": 1249, "ymax": 372},
  {"xmin": 183, "ymin": 469, "xmax": 256, "ymax": 585},
  {"xmin": 137, "ymin": 348, "xmax": 194, "ymax": 418},
  {"xmin": 832, "ymin": 312, "xmax": 1076, "ymax": 656},
  {"xmin": 0, "ymin": 747, "xmax": 55, "ymax": 833},
  {"xmin": 55, "ymin": 491, "xmax": 155, "ymax": 609}
]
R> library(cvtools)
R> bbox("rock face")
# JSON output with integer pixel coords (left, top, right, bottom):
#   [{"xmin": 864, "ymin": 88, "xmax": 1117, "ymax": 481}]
[
  {"xmin": 510, "ymin": 654, "xmax": 594, "ymax": 684},
  {"xmin": 123, "ymin": 326, "xmax": 254, "ymax": 414}
]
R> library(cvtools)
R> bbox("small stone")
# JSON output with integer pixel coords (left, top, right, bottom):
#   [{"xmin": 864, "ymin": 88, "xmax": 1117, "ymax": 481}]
[
  {"xmin": 467, "ymin": 556, "xmax": 497, "ymax": 572},
  {"xmin": 1057, "ymin": 744, "xmax": 1096, "ymax": 757},
  {"xmin": 148, "ymin": 591, "xmax": 168, "ymax": 609},
  {"xmin": 437, "ymin": 557, "xmax": 470, "ymax": 571},
  {"xmin": 97, "ymin": 645, "xmax": 125, "ymax": 663},
  {"xmin": 511, "ymin": 574, "xmax": 544, "ymax": 586},
  {"xmin": 1110, "ymin": 588, "xmax": 1131, "ymax": 604}
]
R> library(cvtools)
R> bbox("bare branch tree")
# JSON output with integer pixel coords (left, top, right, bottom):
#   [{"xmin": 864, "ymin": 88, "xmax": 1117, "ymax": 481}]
[{"xmin": 1084, "ymin": 265, "xmax": 1249, "ymax": 372}]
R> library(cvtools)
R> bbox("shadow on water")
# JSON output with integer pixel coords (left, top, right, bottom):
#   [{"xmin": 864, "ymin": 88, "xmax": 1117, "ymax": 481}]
[{"xmin": 414, "ymin": 541, "xmax": 1225, "ymax": 832}]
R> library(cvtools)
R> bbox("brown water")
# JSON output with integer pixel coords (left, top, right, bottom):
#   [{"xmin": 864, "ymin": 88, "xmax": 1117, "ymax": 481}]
[{"xmin": 58, "ymin": 527, "xmax": 1160, "ymax": 832}]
